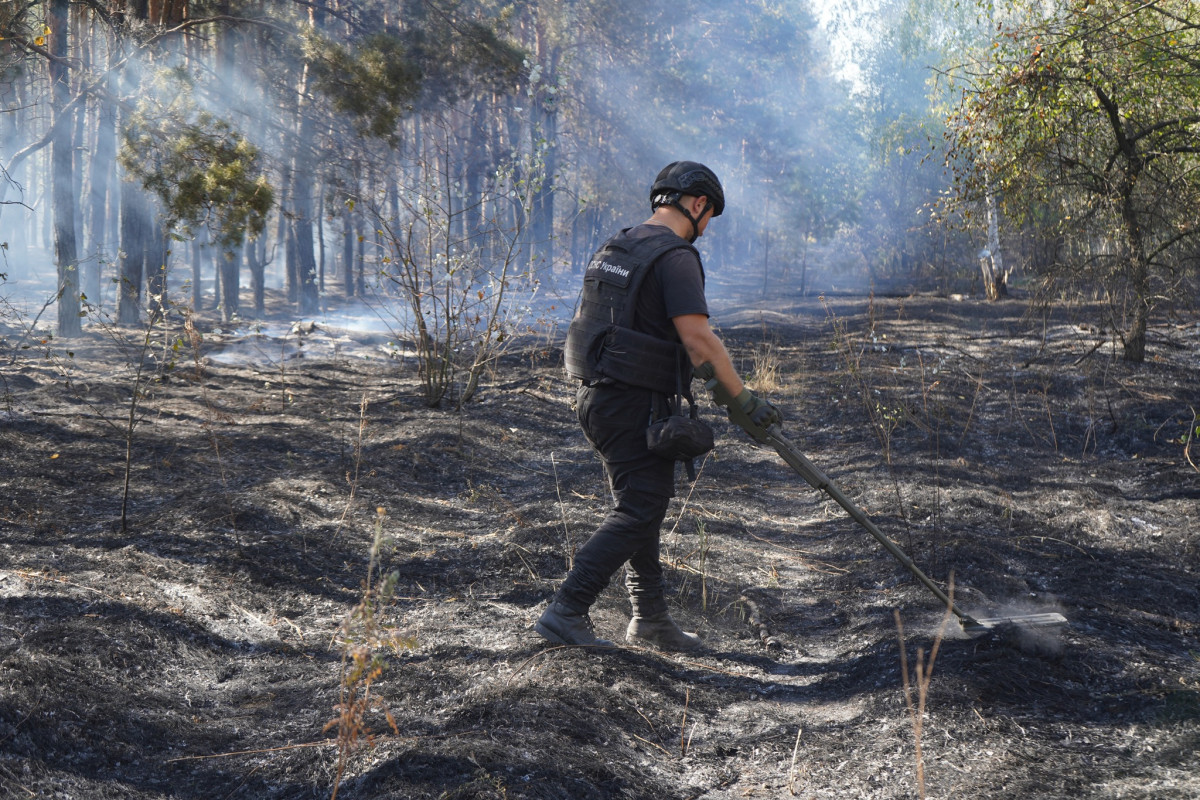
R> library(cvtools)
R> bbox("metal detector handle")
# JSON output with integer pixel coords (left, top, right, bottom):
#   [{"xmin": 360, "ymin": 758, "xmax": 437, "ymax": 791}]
[{"xmin": 695, "ymin": 364, "xmax": 772, "ymax": 444}]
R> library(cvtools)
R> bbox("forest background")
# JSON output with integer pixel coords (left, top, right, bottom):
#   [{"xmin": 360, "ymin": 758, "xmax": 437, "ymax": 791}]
[{"xmin": 3, "ymin": 0, "xmax": 1196, "ymax": 386}]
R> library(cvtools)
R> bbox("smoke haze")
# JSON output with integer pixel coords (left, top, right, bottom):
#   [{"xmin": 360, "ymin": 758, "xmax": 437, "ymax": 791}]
[{"xmin": 1, "ymin": 0, "xmax": 959, "ymax": 346}]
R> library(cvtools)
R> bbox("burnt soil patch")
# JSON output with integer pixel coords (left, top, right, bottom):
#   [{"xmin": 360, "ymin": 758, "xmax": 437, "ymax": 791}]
[{"xmin": 2, "ymin": 292, "xmax": 1198, "ymax": 799}]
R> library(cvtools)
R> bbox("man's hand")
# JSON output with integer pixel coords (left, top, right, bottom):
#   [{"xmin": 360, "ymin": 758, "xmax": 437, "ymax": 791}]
[
  {"xmin": 694, "ymin": 362, "xmax": 781, "ymax": 441},
  {"xmin": 735, "ymin": 388, "xmax": 782, "ymax": 429}
]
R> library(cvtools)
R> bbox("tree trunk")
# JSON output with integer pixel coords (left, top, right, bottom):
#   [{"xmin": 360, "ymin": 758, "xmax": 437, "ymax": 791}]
[
  {"xmin": 284, "ymin": 217, "xmax": 298, "ymax": 303},
  {"xmin": 72, "ymin": 12, "xmax": 87, "ymax": 252},
  {"xmin": 288, "ymin": 10, "xmax": 321, "ymax": 315},
  {"xmin": 247, "ymin": 235, "xmax": 265, "ymax": 317},
  {"xmin": 190, "ymin": 232, "xmax": 204, "ymax": 310},
  {"xmin": 981, "ymin": 186, "xmax": 1008, "ymax": 301},
  {"xmin": 40, "ymin": 150, "xmax": 52, "ymax": 251},
  {"xmin": 317, "ymin": 189, "xmax": 326, "ymax": 293},
  {"xmin": 86, "ymin": 67, "xmax": 117, "ymax": 310},
  {"xmin": 210, "ymin": 240, "xmax": 222, "ymax": 310},
  {"xmin": 530, "ymin": 101, "xmax": 556, "ymax": 267},
  {"xmin": 342, "ymin": 213, "xmax": 355, "ymax": 297},
  {"xmin": 146, "ymin": 218, "xmax": 168, "ymax": 322},
  {"xmin": 465, "ymin": 97, "xmax": 488, "ymax": 243},
  {"xmin": 291, "ymin": 214, "xmax": 319, "ymax": 314},
  {"xmin": 220, "ymin": 244, "xmax": 240, "ymax": 322},
  {"xmin": 1120, "ymin": 192, "xmax": 1149, "ymax": 363},
  {"xmin": 798, "ymin": 236, "xmax": 810, "ymax": 297},
  {"xmin": 355, "ymin": 212, "xmax": 365, "ymax": 297},
  {"xmin": 118, "ymin": 180, "xmax": 148, "ymax": 324},
  {"xmin": 113, "ymin": 3, "xmax": 158, "ymax": 326},
  {"xmin": 51, "ymin": 0, "xmax": 82, "ymax": 337},
  {"xmin": 1123, "ymin": 274, "xmax": 1149, "ymax": 363}
]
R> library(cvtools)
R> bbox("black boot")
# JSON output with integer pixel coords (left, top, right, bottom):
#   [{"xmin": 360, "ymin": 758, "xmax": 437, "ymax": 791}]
[
  {"xmin": 626, "ymin": 611, "xmax": 702, "ymax": 651},
  {"xmin": 535, "ymin": 601, "xmax": 614, "ymax": 648}
]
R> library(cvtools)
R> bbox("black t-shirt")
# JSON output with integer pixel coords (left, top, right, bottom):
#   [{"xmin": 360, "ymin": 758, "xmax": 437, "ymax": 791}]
[{"xmin": 624, "ymin": 224, "xmax": 709, "ymax": 343}]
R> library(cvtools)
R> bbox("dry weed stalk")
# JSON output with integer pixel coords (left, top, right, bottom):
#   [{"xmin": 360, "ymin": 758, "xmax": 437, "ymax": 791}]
[
  {"xmin": 823, "ymin": 295, "xmax": 891, "ymax": 457},
  {"xmin": 786, "ymin": 726, "xmax": 807, "ymax": 796},
  {"xmin": 1183, "ymin": 406, "xmax": 1198, "ymax": 473},
  {"xmin": 894, "ymin": 581, "xmax": 955, "ymax": 800},
  {"xmin": 1, "ymin": 287, "xmax": 192, "ymax": 533},
  {"xmin": 550, "ymin": 452, "xmax": 573, "ymax": 570},
  {"xmin": 120, "ymin": 303, "xmax": 180, "ymax": 532},
  {"xmin": 660, "ymin": 452, "xmax": 716, "ymax": 609},
  {"xmin": 680, "ymin": 687, "xmax": 699, "ymax": 757},
  {"xmin": 327, "ymin": 508, "xmax": 414, "ymax": 800},
  {"xmin": 823, "ymin": 296, "xmax": 915, "ymax": 547},
  {"xmin": 747, "ymin": 339, "xmax": 782, "ymax": 394},
  {"xmin": 334, "ymin": 394, "xmax": 371, "ymax": 540}
]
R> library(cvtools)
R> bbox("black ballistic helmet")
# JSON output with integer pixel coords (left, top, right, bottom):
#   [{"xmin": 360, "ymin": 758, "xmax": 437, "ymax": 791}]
[{"xmin": 651, "ymin": 161, "xmax": 725, "ymax": 218}]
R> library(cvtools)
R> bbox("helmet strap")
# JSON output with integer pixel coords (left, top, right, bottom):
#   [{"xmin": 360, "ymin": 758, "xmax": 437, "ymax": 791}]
[
  {"xmin": 669, "ymin": 198, "xmax": 711, "ymax": 243},
  {"xmin": 653, "ymin": 190, "xmax": 711, "ymax": 243}
]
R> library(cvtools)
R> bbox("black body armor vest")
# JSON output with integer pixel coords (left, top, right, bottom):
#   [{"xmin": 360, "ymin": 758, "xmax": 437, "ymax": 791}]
[{"xmin": 564, "ymin": 227, "xmax": 700, "ymax": 395}]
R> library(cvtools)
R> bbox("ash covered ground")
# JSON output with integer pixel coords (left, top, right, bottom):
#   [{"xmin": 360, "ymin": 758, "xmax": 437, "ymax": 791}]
[{"xmin": 1, "ymin": 289, "xmax": 1198, "ymax": 799}]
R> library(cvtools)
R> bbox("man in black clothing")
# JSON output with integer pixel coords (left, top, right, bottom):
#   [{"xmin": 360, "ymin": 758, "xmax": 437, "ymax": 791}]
[{"xmin": 536, "ymin": 161, "xmax": 781, "ymax": 650}]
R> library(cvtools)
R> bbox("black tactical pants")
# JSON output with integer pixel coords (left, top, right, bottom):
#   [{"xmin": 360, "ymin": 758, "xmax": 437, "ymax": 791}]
[{"xmin": 556, "ymin": 383, "xmax": 675, "ymax": 618}]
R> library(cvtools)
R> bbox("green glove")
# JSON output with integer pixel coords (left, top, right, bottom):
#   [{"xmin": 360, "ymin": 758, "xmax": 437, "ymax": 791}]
[{"xmin": 735, "ymin": 388, "xmax": 782, "ymax": 429}]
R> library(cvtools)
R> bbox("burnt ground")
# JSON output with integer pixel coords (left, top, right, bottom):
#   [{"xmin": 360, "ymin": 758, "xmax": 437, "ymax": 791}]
[{"xmin": 1, "ymin": 287, "xmax": 1198, "ymax": 799}]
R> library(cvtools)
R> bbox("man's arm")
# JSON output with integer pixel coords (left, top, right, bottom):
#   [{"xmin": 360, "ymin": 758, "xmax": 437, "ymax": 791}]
[
  {"xmin": 672, "ymin": 313, "xmax": 744, "ymax": 397},
  {"xmin": 674, "ymin": 313, "xmax": 783, "ymax": 433}
]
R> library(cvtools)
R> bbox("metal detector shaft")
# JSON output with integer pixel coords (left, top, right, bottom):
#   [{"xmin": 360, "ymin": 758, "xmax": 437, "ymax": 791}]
[{"xmin": 700, "ymin": 369, "xmax": 981, "ymax": 629}]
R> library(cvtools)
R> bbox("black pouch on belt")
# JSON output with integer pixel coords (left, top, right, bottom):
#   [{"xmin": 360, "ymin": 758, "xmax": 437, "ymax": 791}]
[
  {"xmin": 646, "ymin": 406, "xmax": 713, "ymax": 461},
  {"xmin": 646, "ymin": 373, "xmax": 713, "ymax": 480}
]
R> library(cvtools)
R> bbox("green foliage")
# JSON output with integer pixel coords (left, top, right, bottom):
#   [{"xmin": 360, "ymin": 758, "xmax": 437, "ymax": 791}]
[
  {"xmin": 396, "ymin": 0, "xmax": 525, "ymax": 100},
  {"xmin": 306, "ymin": 32, "xmax": 422, "ymax": 140},
  {"xmin": 946, "ymin": 0, "xmax": 1200, "ymax": 356},
  {"xmin": 305, "ymin": 3, "xmax": 525, "ymax": 141},
  {"xmin": 119, "ymin": 71, "xmax": 273, "ymax": 252}
]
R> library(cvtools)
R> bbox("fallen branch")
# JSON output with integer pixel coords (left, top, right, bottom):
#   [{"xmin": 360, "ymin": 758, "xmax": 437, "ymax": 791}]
[
  {"xmin": 741, "ymin": 595, "xmax": 780, "ymax": 650},
  {"xmin": 1072, "ymin": 337, "xmax": 1109, "ymax": 366},
  {"xmin": 166, "ymin": 729, "xmax": 480, "ymax": 764},
  {"xmin": 1186, "ymin": 406, "xmax": 1198, "ymax": 473},
  {"xmin": 517, "ymin": 386, "xmax": 559, "ymax": 405},
  {"xmin": 743, "ymin": 531, "xmax": 850, "ymax": 574},
  {"xmin": 12, "ymin": 569, "xmax": 118, "ymax": 601},
  {"xmin": 166, "ymin": 740, "xmax": 334, "ymax": 763}
]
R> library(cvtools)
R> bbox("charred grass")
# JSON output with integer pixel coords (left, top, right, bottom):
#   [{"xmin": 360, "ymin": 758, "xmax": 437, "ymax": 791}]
[{"xmin": 1, "ymin": 293, "xmax": 1198, "ymax": 799}]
